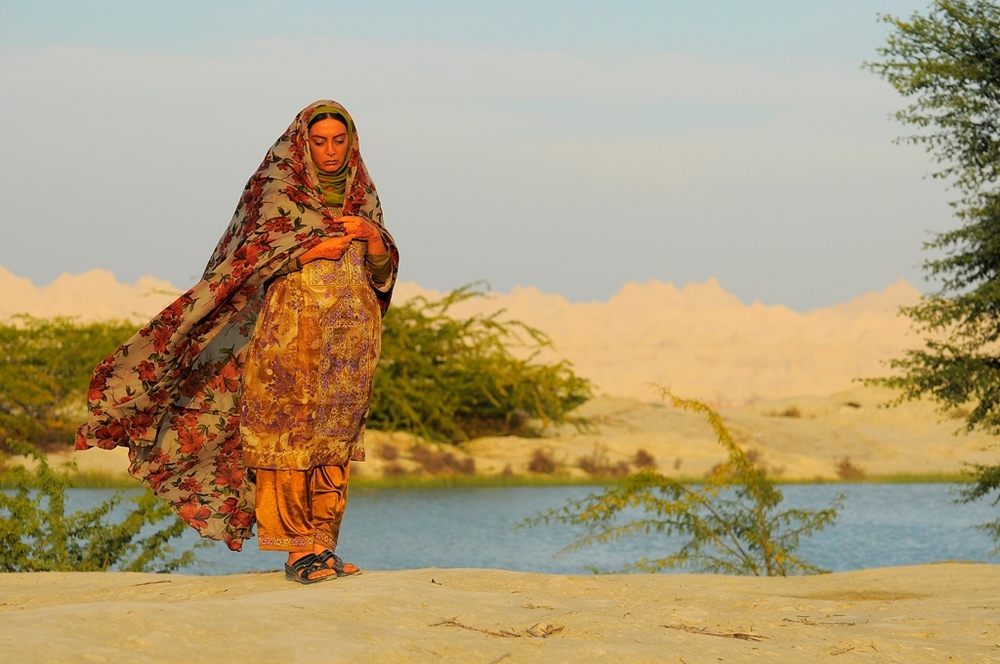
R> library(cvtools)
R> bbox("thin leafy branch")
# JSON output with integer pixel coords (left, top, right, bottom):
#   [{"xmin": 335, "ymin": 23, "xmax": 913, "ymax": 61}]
[
  {"xmin": 524, "ymin": 389, "xmax": 842, "ymax": 576},
  {"xmin": 0, "ymin": 439, "xmax": 198, "ymax": 572}
]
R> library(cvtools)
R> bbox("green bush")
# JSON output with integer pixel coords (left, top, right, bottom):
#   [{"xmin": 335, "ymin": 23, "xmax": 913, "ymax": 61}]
[
  {"xmin": 3, "ymin": 289, "xmax": 591, "ymax": 450},
  {"xmin": 524, "ymin": 390, "xmax": 842, "ymax": 576},
  {"xmin": 0, "ymin": 316, "xmax": 137, "ymax": 451},
  {"xmin": 0, "ymin": 440, "xmax": 196, "ymax": 572},
  {"xmin": 370, "ymin": 286, "xmax": 593, "ymax": 442}
]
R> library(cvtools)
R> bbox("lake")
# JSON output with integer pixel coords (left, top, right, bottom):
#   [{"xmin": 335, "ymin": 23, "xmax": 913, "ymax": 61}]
[{"xmin": 53, "ymin": 482, "xmax": 998, "ymax": 576}]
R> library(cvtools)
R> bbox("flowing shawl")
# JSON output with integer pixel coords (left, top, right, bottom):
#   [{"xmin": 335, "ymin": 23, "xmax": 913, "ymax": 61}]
[{"xmin": 76, "ymin": 100, "xmax": 398, "ymax": 551}]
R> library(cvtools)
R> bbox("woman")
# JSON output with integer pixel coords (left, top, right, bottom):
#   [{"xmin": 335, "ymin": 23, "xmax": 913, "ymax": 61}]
[{"xmin": 76, "ymin": 100, "xmax": 398, "ymax": 584}]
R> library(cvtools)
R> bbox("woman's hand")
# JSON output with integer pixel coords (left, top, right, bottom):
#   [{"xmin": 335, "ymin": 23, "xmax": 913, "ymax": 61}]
[
  {"xmin": 339, "ymin": 216, "xmax": 388, "ymax": 255},
  {"xmin": 300, "ymin": 236, "xmax": 353, "ymax": 263},
  {"xmin": 300, "ymin": 217, "xmax": 388, "ymax": 263}
]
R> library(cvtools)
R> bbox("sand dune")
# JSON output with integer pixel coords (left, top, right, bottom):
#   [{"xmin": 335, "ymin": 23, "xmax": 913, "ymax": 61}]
[
  {"xmin": 392, "ymin": 278, "xmax": 924, "ymax": 404},
  {"xmin": 1, "ymin": 564, "xmax": 996, "ymax": 662},
  {"xmin": 0, "ymin": 266, "xmax": 179, "ymax": 323}
]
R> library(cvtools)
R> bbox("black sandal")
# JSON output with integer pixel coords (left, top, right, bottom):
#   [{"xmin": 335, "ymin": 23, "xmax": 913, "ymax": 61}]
[
  {"xmin": 316, "ymin": 549, "xmax": 361, "ymax": 577},
  {"xmin": 284, "ymin": 554, "xmax": 334, "ymax": 585}
]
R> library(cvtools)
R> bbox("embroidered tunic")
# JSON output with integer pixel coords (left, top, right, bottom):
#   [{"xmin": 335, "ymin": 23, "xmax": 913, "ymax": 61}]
[{"xmin": 241, "ymin": 239, "xmax": 381, "ymax": 469}]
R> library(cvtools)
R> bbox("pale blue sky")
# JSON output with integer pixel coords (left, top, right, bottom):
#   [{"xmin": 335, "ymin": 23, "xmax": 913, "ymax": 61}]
[{"xmin": 0, "ymin": 1, "xmax": 949, "ymax": 309}]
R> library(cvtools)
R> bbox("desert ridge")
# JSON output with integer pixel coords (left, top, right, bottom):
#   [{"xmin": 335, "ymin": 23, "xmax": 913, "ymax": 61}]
[
  {"xmin": 0, "ymin": 266, "xmax": 179, "ymax": 323},
  {"xmin": 393, "ymin": 278, "xmax": 923, "ymax": 404},
  {"xmin": 1, "ymin": 266, "xmax": 923, "ymax": 404}
]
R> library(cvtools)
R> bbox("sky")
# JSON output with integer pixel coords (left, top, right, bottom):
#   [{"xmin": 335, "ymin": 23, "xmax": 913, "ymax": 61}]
[{"xmin": 0, "ymin": 0, "xmax": 954, "ymax": 311}]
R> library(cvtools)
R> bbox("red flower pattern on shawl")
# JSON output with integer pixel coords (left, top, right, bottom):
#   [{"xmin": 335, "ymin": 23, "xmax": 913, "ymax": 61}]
[
  {"xmin": 88, "ymin": 358, "xmax": 115, "ymax": 404},
  {"xmin": 177, "ymin": 495, "xmax": 212, "ymax": 532},
  {"xmin": 219, "ymin": 497, "xmax": 254, "ymax": 530},
  {"xmin": 75, "ymin": 100, "xmax": 399, "ymax": 550},
  {"xmin": 134, "ymin": 360, "xmax": 157, "ymax": 382},
  {"xmin": 177, "ymin": 424, "xmax": 206, "ymax": 456}
]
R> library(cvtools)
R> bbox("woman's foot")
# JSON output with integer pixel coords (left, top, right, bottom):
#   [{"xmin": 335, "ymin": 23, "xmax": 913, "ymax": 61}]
[
  {"xmin": 315, "ymin": 548, "xmax": 361, "ymax": 577},
  {"xmin": 284, "ymin": 553, "xmax": 336, "ymax": 584}
]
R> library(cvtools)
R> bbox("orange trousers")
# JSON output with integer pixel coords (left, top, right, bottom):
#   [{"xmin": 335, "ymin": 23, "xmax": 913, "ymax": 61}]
[{"xmin": 254, "ymin": 463, "xmax": 350, "ymax": 552}]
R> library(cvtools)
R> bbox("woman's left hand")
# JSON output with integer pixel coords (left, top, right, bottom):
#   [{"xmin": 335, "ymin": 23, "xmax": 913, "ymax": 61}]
[{"xmin": 338, "ymin": 216, "xmax": 388, "ymax": 255}]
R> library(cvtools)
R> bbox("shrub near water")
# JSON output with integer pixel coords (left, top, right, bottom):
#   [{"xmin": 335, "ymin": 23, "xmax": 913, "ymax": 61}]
[
  {"xmin": 0, "ymin": 320, "xmax": 196, "ymax": 571},
  {"xmin": 370, "ymin": 286, "xmax": 593, "ymax": 442},
  {"xmin": 525, "ymin": 390, "xmax": 842, "ymax": 576},
  {"xmin": 0, "ymin": 440, "xmax": 195, "ymax": 572},
  {"xmin": 528, "ymin": 448, "xmax": 558, "ymax": 474},
  {"xmin": 0, "ymin": 316, "xmax": 137, "ymax": 451}
]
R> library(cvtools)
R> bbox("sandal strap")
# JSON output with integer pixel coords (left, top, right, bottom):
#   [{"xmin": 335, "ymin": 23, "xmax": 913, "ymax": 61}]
[
  {"xmin": 316, "ymin": 549, "xmax": 344, "ymax": 573},
  {"xmin": 285, "ymin": 553, "xmax": 333, "ymax": 583},
  {"xmin": 290, "ymin": 553, "xmax": 319, "ymax": 573},
  {"xmin": 317, "ymin": 549, "xmax": 359, "ymax": 576}
]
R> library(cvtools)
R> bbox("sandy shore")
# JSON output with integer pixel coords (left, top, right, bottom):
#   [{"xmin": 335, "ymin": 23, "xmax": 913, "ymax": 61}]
[{"xmin": 1, "ymin": 564, "xmax": 996, "ymax": 662}]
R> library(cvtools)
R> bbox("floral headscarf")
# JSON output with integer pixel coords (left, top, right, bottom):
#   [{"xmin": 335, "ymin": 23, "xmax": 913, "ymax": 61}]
[{"xmin": 76, "ymin": 100, "xmax": 398, "ymax": 550}]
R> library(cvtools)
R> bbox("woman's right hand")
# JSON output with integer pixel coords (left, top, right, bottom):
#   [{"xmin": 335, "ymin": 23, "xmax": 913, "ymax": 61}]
[{"xmin": 300, "ymin": 236, "xmax": 353, "ymax": 263}]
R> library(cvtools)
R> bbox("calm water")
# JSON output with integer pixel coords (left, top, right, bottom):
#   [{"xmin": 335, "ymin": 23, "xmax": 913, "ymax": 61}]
[{"xmin": 57, "ymin": 483, "xmax": 998, "ymax": 575}]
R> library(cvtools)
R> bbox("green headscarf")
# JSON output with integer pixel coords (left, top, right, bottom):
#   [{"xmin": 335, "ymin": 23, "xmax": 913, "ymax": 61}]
[{"xmin": 308, "ymin": 105, "xmax": 355, "ymax": 206}]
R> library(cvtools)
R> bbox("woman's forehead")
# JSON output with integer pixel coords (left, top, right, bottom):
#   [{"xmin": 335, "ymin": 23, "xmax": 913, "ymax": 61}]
[{"xmin": 309, "ymin": 117, "xmax": 348, "ymax": 136}]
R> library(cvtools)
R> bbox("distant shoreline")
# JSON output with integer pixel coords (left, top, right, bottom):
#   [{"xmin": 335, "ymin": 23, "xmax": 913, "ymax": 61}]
[{"xmin": 3, "ymin": 468, "xmax": 968, "ymax": 491}]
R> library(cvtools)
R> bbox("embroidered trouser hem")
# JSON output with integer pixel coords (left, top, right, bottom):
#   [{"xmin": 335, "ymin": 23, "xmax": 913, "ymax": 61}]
[{"xmin": 254, "ymin": 463, "xmax": 350, "ymax": 552}]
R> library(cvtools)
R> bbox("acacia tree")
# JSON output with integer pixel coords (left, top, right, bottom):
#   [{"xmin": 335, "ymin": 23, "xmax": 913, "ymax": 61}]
[{"xmin": 865, "ymin": 0, "xmax": 1000, "ymax": 540}]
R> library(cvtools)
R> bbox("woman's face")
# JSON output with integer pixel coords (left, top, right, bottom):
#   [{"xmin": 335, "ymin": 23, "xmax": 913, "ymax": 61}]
[{"xmin": 308, "ymin": 117, "xmax": 350, "ymax": 173}]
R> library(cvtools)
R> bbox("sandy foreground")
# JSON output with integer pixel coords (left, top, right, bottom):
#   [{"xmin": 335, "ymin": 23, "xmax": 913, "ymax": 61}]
[{"xmin": 1, "ymin": 564, "xmax": 997, "ymax": 662}]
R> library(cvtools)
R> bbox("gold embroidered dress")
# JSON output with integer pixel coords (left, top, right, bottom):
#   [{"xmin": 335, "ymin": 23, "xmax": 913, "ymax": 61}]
[{"xmin": 240, "ymin": 237, "xmax": 381, "ymax": 469}]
